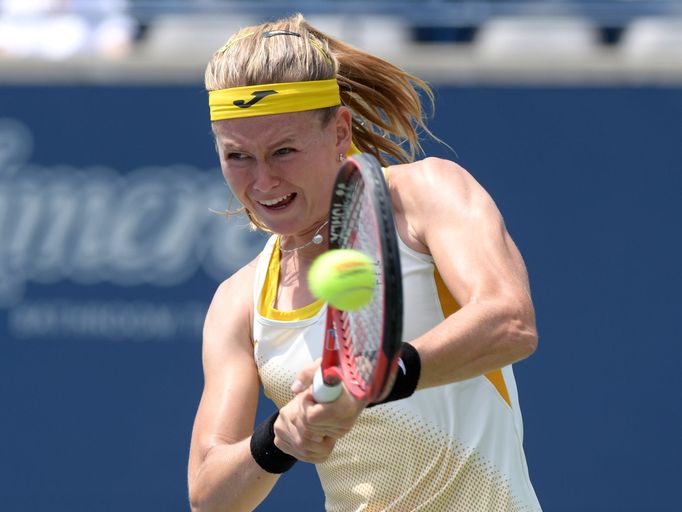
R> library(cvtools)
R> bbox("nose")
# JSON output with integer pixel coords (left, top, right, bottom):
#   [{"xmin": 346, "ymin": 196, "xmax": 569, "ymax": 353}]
[{"xmin": 252, "ymin": 161, "xmax": 280, "ymax": 192}]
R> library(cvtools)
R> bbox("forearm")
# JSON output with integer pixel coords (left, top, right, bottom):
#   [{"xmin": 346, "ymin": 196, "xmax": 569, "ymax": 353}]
[
  {"xmin": 189, "ymin": 438, "xmax": 280, "ymax": 512},
  {"xmin": 411, "ymin": 298, "xmax": 537, "ymax": 389}
]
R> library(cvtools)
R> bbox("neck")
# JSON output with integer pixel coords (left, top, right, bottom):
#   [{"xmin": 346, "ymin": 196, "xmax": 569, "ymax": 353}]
[{"xmin": 279, "ymin": 220, "xmax": 329, "ymax": 256}]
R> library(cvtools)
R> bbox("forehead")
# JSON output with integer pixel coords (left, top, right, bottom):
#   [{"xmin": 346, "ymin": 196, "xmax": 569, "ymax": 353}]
[{"xmin": 212, "ymin": 110, "xmax": 323, "ymax": 145}]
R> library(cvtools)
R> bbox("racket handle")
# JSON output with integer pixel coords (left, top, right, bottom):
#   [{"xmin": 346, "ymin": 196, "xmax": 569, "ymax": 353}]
[{"xmin": 312, "ymin": 367, "xmax": 343, "ymax": 403}]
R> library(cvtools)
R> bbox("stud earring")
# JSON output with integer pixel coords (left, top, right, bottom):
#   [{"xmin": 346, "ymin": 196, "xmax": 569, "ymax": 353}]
[{"xmin": 338, "ymin": 153, "xmax": 345, "ymax": 162}]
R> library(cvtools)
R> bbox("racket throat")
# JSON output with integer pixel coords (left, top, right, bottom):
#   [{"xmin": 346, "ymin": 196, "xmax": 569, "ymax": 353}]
[{"xmin": 320, "ymin": 323, "xmax": 342, "ymax": 385}]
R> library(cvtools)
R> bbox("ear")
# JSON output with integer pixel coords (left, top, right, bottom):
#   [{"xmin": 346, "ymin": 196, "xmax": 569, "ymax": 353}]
[{"xmin": 334, "ymin": 107, "xmax": 353, "ymax": 155}]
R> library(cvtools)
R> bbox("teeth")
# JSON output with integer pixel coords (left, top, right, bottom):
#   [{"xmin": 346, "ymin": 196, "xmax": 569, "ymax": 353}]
[{"xmin": 259, "ymin": 193, "xmax": 293, "ymax": 206}]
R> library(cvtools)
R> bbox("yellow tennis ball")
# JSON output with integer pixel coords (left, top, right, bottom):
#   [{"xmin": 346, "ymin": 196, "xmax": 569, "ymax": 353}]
[{"xmin": 308, "ymin": 249, "xmax": 376, "ymax": 311}]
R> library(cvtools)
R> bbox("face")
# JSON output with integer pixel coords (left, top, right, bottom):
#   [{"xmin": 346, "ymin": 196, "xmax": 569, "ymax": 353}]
[{"xmin": 213, "ymin": 108, "xmax": 351, "ymax": 237}]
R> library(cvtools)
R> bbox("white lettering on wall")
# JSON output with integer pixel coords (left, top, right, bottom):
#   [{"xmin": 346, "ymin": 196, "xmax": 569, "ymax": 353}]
[{"xmin": 0, "ymin": 118, "xmax": 265, "ymax": 309}]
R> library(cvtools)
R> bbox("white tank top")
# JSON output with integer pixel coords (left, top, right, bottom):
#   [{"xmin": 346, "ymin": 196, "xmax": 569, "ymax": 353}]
[{"xmin": 253, "ymin": 235, "xmax": 541, "ymax": 511}]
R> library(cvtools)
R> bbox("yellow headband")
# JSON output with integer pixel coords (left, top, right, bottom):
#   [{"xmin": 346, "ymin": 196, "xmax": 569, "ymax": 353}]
[{"xmin": 209, "ymin": 79, "xmax": 341, "ymax": 121}]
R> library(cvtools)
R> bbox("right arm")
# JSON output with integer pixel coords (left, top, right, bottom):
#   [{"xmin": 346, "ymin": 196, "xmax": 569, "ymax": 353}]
[
  {"xmin": 187, "ymin": 262, "xmax": 279, "ymax": 512},
  {"xmin": 188, "ymin": 261, "xmax": 368, "ymax": 511}
]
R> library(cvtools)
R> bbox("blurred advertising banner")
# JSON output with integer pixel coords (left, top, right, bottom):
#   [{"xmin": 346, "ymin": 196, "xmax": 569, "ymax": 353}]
[
  {"xmin": 1, "ymin": 83, "xmax": 680, "ymax": 511},
  {"xmin": 0, "ymin": 85, "xmax": 316, "ymax": 511},
  {"xmin": 0, "ymin": 91, "xmax": 266, "ymax": 345}
]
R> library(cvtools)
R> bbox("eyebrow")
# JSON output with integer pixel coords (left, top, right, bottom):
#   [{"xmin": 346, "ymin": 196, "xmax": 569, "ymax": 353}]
[{"xmin": 219, "ymin": 135, "xmax": 300, "ymax": 152}]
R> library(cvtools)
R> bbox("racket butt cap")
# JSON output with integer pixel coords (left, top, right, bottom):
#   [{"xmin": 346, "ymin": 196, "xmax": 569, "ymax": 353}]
[{"xmin": 312, "ymin": 367, "xmax": 344, "ymax": 403}]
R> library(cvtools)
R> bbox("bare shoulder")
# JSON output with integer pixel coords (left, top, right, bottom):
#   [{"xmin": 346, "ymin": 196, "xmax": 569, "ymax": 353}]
[
  {"xmin": 202, "ymin": 256, "xmax": 260, "ymax": 366},
  {"xmin": 210, "ymin": 257, "xmax": 258, "ymax": 315},
  {"xmin": 388, "ymin": 157, "xmax": 497, "ymax": 251},
  {"xmin": 189, "ymin": 256, "xmax": 263, "ymax": 475},
  {"xmin": 389, "ymin": 157, "xmax": 487, "ymax": 209}
]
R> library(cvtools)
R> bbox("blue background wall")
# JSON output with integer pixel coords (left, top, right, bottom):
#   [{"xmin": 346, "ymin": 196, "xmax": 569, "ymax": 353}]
[{"xmin": 1, "ymin": 84, "xmax": 680, "ymax": 511}]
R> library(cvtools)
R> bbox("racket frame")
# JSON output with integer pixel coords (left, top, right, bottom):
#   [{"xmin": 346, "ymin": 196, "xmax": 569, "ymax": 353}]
[{"xmin": 313, "ymin": 153, "xmax": 403, "ymax": 403}]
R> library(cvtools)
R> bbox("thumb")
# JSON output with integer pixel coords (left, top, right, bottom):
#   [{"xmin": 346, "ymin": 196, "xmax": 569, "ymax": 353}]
[{"xmin": 291, "ymin": 358, "xmax": 321, "ymax": 394}]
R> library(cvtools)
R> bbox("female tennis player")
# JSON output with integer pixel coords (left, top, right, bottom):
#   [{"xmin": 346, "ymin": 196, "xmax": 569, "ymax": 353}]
[{"xmin": 188, "ymin": 13, "xmax": 541, "ymax": 512}]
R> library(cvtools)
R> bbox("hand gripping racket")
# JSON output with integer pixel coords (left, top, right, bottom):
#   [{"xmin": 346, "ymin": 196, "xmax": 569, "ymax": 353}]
[{"xmin": 312, "ymin": 153, "xmax": 403, "ymax": 403}]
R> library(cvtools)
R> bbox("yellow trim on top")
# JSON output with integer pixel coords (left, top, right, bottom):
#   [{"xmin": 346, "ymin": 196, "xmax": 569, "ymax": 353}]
[
  {"xmin": 209, "ymin": 79, "xmax": 341, "ymax": 121},
  {"xmin": 256, "ymin": 144, "xmax": 361, "ymax": 320},
  {"xmin": 259, "ymin": 237, "xmax": 324, "ymax": 321},
  {"xmin": 433, "ymin": 269, "xmax": 512, "ymax": 407}
]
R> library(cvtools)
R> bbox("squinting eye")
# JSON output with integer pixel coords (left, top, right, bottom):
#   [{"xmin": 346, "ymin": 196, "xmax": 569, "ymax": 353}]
[
  {"xmin": 275, "ymin": 147, "xmax": 294, "ymax": 156},
  {"xmin": 227, "ymin": 152, "xmax": 248, "ymax": 160}
]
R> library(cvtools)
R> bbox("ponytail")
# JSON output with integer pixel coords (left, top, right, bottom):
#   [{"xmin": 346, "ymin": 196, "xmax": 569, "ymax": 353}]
[{"xmin": 205, "ymin": 13, "xmax": 436, "ymax": 166}]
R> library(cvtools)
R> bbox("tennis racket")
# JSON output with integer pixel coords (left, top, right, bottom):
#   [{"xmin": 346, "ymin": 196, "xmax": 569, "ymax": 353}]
[{"xmin": 312, "ymin": 153, "xmax": 403, "ymax": 403}]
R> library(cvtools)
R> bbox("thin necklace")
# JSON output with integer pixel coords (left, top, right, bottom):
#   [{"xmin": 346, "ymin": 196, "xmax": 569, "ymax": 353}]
[{"xmin": 279, "ymin": 221, "xmax": 329, "ymax": 253}]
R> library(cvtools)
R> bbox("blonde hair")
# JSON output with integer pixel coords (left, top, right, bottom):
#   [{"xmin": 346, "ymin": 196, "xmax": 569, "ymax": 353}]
[{"xmin": 205, "ymin": 13, "xmax": 435, "ymax": 167}]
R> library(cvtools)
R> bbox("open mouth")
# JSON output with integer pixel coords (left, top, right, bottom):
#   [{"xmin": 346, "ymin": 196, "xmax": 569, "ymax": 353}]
[{"xmin": 258, "ymin": 193, "xmax": 296, "ymax": 210}]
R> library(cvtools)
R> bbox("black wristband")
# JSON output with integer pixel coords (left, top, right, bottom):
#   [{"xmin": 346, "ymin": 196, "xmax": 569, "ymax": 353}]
[
  {"xmin": 250, "ymin": 412, "xmax": 297, "ymax": 474},
  {"xmin": 368, "ymin": 342, "xmax": 421, "ymax": 408}
]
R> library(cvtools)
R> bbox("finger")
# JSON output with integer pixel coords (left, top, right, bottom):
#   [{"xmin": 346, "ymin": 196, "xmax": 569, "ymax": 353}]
[
  {"xmin": 275, "ymin": 402, "xmax": 329, "ymax": 448},
  {"xmin": 307, "ymin": 392, "xmax": 363, "ymax": 426},
  {"xmin": 275, "ymin": 433, "xmax": 335, "ymax": 464},
  {"xmin": 302, "ymin": 436, "xmax": 336, "ymax": 463},
  {"xmin": 291, "ymin": 357, "xmax": 321, "ymax": 394},
  {"xmin": 299, "ymin": 427, "xmax": 324, "ymax": 443},
  {"xmin": 300, "ymin": 437, "xmax": 336, "ymax": 464}
]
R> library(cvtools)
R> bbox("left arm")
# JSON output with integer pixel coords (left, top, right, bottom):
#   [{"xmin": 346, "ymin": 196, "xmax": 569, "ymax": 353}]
[
  {"xmin": 281, "ymin": 157, "xmax": 537, "ymax": 449},
  {"xmin": 390, "ymin": 157, "xmax": 538, "ymax": 389}
]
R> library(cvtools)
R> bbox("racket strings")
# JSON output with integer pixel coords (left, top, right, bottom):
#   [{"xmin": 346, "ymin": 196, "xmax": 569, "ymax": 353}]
[
  {"xmin": 341, "ymin": 172, "xmax": 384, "ymax": 390},
  {"xmin": 341, "ymin": 176, "xmax": 365, "ymax": 245}
]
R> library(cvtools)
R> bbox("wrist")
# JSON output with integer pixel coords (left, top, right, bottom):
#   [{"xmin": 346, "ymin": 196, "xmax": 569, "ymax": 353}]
[
  {"xmin": 369, "ymin": 342, "xmax": 421, "ymax": 407},
  {"xmin": 250, "ymin": 412, "xmax": 297, "ymax": 473}
]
